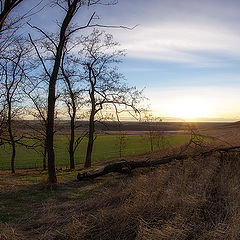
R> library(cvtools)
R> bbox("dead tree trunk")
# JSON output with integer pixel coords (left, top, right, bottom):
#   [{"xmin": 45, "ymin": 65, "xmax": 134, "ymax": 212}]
[
  {"xmin": 78, "ymin": 155, "xmax": 187, "ymax": 180},
  {"xmin": 77, "ymin": 145, "xmax": 240, "ymax": 180}
]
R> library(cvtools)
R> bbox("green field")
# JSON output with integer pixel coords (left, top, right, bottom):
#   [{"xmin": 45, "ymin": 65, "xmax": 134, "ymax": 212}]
[{"xmin": 0, "ymin": 134, "xmax": 192, "ymax": 170}]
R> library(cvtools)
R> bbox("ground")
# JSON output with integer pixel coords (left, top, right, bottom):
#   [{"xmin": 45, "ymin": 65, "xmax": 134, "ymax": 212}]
[{"xmin": 0, "ymin": 122, "xmax": 240, "ymax": 240}]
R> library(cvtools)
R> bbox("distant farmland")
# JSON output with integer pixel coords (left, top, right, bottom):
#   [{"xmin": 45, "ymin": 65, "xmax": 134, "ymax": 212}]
[{"xmin": 0, "ymin": 134, "xmax": 191, "ymax": 170}]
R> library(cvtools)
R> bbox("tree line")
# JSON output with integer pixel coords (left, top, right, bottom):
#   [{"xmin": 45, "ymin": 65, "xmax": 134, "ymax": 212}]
[{"xmin": 0, "ymin": 0, "xmax": 143, "ymax": 184}]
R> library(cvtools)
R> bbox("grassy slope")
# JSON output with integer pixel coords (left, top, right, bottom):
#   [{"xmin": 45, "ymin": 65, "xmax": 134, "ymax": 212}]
[
  {"xmin": 0, "ymin": 134, "xmax": 191, "ymax": 170},
  {"xmin": 0, "ymin": 144, "xmax": 240, "ymax": 240}
]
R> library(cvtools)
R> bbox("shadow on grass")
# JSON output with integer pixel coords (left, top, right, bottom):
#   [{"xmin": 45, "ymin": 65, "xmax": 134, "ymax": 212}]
[{"xmin": 0, "ymin": 167, "xmax": 109, "ymax": 223}]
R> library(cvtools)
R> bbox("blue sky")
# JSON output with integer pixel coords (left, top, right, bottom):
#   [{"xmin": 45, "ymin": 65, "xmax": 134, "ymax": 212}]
[{"xmin": 17, "ymin": 0, "xmax": 240, "ymax": 121}]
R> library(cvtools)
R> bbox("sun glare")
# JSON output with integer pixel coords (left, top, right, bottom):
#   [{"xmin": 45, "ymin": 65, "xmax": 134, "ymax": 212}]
[{"xmin": 166, "ymin": 97, "xmax": 212, "ymax": 120}]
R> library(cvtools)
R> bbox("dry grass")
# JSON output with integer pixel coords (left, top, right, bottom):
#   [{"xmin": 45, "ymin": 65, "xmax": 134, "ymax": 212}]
[
  {"xmin": 53, "ymin": 152, "xmax": 240, "ymax": 240},
  {"xmin": 1, "ymin": 127, "xmax": 240, "ymax": 239}
]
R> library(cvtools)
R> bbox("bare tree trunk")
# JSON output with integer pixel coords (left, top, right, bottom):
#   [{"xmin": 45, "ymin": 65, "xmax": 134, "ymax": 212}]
[
  {"xmin": 10, "ymin": 139, "xmax": 16, "ymax": 173},
  {"xmin": 43, "ymin": 138, "xmax": 47, "ymax": 170},
  {"xmin": 7, "ymin": 101, "xmax": 15, "ymax": 173},
  {"xmin": 63, "ymin": 69, "xmax": 77, "ymax": 169},
  {"xmin": 85, "ymin": 64, "xmax": 96, "ymax": 168},
  {"xmin": 46, "ymin": 0, "xmax": 79, "ymax": 184},
  {"xmin": 46, "ymin": 80, "xmax": 57, "ymax": 183},
  {"xmin": 69, "ymin": 115, "xmax": 75, "ymax": 169},
  {"xmin": 85, "ymin": 109, "xmax": 95, "ymax": 168}
]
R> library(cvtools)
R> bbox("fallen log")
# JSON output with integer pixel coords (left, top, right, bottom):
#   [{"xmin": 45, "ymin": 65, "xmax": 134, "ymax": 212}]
[{"xmin": 77, "ymin": 145, "xmax": 240, "ymax": 181}]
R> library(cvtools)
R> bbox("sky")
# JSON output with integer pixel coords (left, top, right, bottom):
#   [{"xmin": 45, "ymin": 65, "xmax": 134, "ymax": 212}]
[{"xmin": 18, "ymin": 0, "xmax": 240, "ymax": 122}]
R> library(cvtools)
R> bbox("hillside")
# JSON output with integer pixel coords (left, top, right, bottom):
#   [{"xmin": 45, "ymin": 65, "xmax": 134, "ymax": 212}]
[{"xmin": 1, "ymin": 125, "xmax": 240, "ymax": 239}]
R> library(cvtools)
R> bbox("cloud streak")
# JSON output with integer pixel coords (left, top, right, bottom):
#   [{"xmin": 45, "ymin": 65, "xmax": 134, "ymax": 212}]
[
  {"xmin": 118, "ymin": 22, "xmax": 240, "ymax": 65},
  {"xmin": 98, "ymin": 0, "xmax": 240, "ymax": 66}
]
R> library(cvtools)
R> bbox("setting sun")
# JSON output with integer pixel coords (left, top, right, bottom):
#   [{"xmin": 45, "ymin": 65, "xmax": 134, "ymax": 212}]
[{"xmin": 160, "ymin": 96, "xmax": 213, "ymax": 120}]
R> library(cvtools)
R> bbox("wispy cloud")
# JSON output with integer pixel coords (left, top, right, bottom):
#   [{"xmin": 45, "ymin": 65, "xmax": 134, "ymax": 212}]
[
  {"xmin": 98, "ymin": 0, "xmax": 240, "ymax": 66},
  {"xmin": 117, "ymin": 22, "xmax": 240, "ymax": 65},
  {"xmin": 21, "ymin": 0, "xmax": 240, "ymax": 67}
]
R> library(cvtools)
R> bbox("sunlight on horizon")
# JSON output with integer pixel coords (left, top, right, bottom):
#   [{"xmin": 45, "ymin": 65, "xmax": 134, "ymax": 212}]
[
  {"xmin": 147, "ymin": 86, "xmax": 240, "ymax": 122},
  {"xmin": 152, "ymin": 96, "xmax": 215, "ymax": 121},
  {"xmin": 169, "ymin": 97, "xmax": 212, "ymax": 120}
]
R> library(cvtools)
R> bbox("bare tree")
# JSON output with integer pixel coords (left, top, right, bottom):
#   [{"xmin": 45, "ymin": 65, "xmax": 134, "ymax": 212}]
[
  {"xmin": 115, "ymin": 121, "xmax": 127, "ymax": 158},
  {"xmin": 77, "ymin": 29, "xmax": 141, "ymax": 168},
  {"xmin": 0, "ymin": 0, "xmax": 25, "ymax": 136},
  {"xmin": 0, "ymin": 41, "xmax": 27, "ymax": 173},
  {"xmin": 29, "ymin": 0, "xmax": 120, "ymax": 183},
  {"xmin": 28, "ymin": 1, "xmax": 87, "ymax": 183},
  {"xmin": 141, "ymin": 112, "xmax": 164, "ymax": 152},
  {"xmin": 24, "ymin": 85, "xmax": 48, "ymax": 170},
  {"xmin": 60, "ymin": 50, "xmax": 87, "ymax": 169},
  {"xmin": 0, "ymin": 0, "xmax": 42, "ymax": 55},
  {"xmin": 0, "ymin": 0, "xmax": 44, "ymax": 170}
]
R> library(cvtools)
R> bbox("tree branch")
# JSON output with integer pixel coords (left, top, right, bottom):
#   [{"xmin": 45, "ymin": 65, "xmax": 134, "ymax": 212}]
[{"xmin": 28, "ymin": 33, "xmax": 51, "ymax": 78}]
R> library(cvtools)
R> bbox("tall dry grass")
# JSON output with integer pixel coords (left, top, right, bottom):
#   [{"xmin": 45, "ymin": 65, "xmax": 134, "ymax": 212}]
[{"xmin": 48, "ymin": 147, "xmax": 240, "ymax": 240}]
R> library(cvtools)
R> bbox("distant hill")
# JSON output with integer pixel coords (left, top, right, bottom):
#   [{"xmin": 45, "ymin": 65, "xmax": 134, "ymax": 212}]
[{"xmin": 12, "ymin": 120, "xmax": 234, "ymax": 135}]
